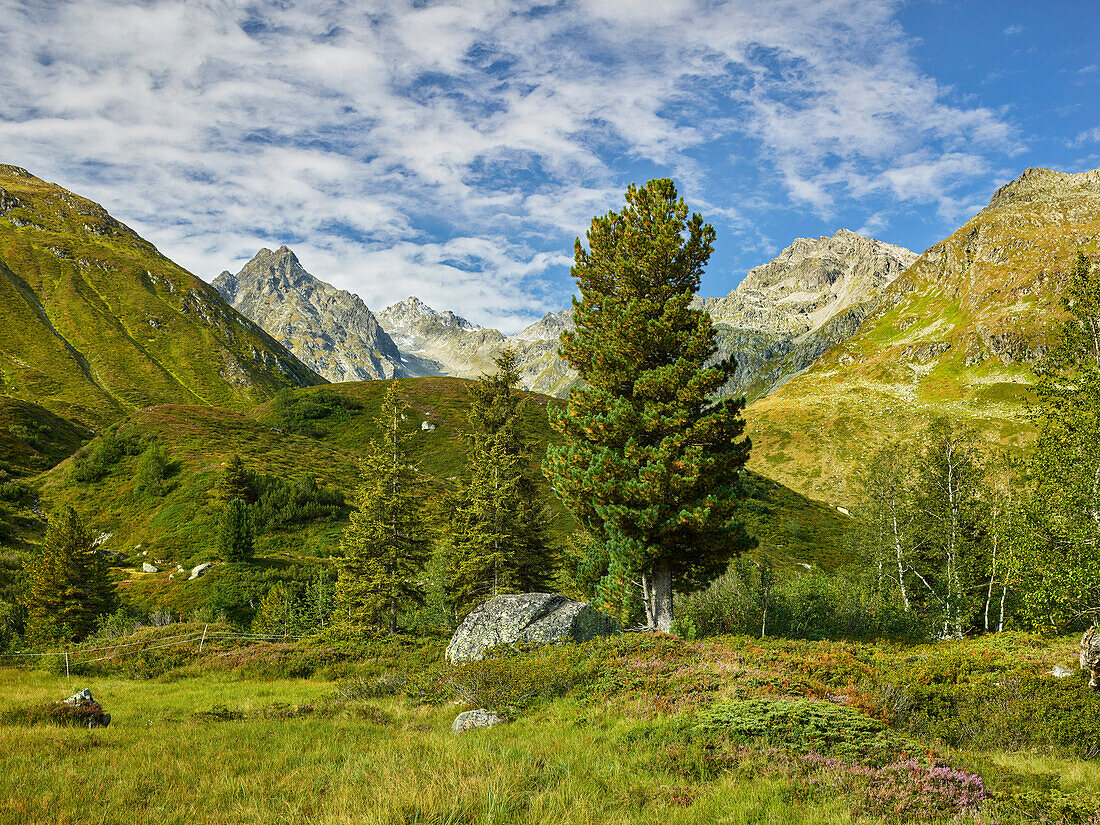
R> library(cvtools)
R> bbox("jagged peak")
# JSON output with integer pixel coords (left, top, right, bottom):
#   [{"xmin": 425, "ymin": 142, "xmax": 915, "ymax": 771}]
[
  {"xmin": 987, "ymin": 166, "xmax": 1100, "ymax": 211},
  {"xmin": 0, "ymin": 164, "xmax": 34, "ymax": 180}
]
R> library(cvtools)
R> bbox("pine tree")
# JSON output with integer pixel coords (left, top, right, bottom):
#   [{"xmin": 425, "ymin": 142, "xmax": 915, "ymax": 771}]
[
  {"xmin": 544, "ymin": 178, "xmax": 753, "ymax": 632},
  {"xmin": 1011, "ymin": 252, "xmax": 1100, "ymax": 628},
  {"xmin": 445, "ymin": 350, "xmax": 555, "ymax": 618},
  {"xmin": 218, "ymin": 498, "xmax": 254, "ymax": 563},
  {"xmin": 213, "ymin": 454, "xmax": 255, "ymax": 504},
  {"xmin": 21, "ymin": 505, "xmax": 116, "ymax": 644},
  {"xmin": 337, "ymin": 382, "xmax": 431, "ymax": 632}
]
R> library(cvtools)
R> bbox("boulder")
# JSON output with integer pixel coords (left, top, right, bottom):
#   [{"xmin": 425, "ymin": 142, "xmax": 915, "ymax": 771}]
[
  {"xmin": 62, "ymin": 688, "xmax": 111, "ymax": 728},
  {"xmin": 1051, "ymin": 664, "xmax": 1075, "ymax": 678},
  {"xmin": 188, "ymin": 563, "xmax": 213, "ymax": 580},
  {"xmin": 452, "ymin": 709, "xmax": 503, "ymax": 734},
  {"xmin": 142, "ymin": 562, "xmax": 159, "ymax": 573},
  {"xmin": 445, "ymin": 593, "xmax": 620, "ymax": 664}
]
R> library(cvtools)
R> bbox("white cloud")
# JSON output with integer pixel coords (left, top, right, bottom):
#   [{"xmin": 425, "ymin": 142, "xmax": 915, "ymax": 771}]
[{"xmin": 0, "ymin": 0, "xmax": 1017, "ymax": 330}]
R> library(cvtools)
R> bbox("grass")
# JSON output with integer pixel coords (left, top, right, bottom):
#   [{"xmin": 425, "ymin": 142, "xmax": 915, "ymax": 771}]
[
  {"xmin": 3, "ymin": 629, "xmax": 1099, "ymax": 824},
  {"xmin": 0, "ymin": 164, "xmax": 321, "ymax": 432}
]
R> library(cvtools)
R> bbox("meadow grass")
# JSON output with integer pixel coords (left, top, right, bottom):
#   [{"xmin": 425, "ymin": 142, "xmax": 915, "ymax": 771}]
[{"xmin": 1, "ymin": 667, "xmax": 864, "ymax": 825}]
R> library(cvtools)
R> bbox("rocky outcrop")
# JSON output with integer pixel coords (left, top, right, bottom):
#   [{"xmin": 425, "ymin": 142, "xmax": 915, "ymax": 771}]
[
  {"xmin": 704, "ymin": 229, "xmax": 917, "ymax": 398},
  {"xmin": 1081, "ymin": 627, "xmax": 1100, "ymax": 691},
  {"xmin": 214, "ymin": 247, "xmax": 403, "ymax": 382},
  {"xmin": 445, "ymin": 593, "xmax": 621, "ymax": 664}
]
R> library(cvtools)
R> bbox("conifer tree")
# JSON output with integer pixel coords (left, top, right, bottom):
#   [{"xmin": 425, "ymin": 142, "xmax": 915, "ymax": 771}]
[
  {"xmin": 445, "ymin": 350, "xmax": 555, "ymax": 618},
  {"xmin": 337, "ymin": 382, "xmax": 431, "ymax": 632},
  {"xmin": 218, "ymin": 498, "xmax": 254, "ymax": 563},
  {"xmin": 21, "ymin": 505, "xmax": 115, "ymax": 643},
  {"xmin": 544, "ymin": 178, "xmax": 753, "ymax": 632},
  {"xmin": 213, "ymin": 454, "xmax": 255, "ymax": 504}
]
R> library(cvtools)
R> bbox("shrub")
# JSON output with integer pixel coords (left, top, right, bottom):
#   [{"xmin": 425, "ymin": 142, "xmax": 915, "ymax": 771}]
[
  {"xmin": 696, "ymin": 698, "xmax": 917, "ymax": 766},
  {"xmin": 251, "ymin": 474, "xmax": 346, "ymax": 531},
  {"xmin": 70, "ymin": 433, "xmax": 142, "ymax": 483},
  {"xmin": 134, "ymin": 441, "xmax": 172, "ymax": 495},
  {"xmin": 445, "ymin": 644, "xmax": 601, "ymax": 714}
]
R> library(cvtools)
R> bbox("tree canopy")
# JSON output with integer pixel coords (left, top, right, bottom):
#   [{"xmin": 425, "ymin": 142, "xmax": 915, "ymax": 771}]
[{"xmin": 544, "ymin": 178, "xmax": 753, "ymax": 631}]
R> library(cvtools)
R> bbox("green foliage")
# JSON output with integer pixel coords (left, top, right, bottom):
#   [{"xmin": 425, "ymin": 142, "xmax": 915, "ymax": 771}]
[
  {"xmin": 1012, "ymin": 251, "xmax": 1100, "ymax": 629},
  {"xmin": 134, "ymin": 440, "xmax": 172, "ymax": 496},
  {"xmin": 273, "ymin": 387, "xmax": 364, "ymax": 437},
  {"xmin": 69, "ymin": 432, "xmax": 140, "ymax": 483},
  {"xmin": 218, "ymin": 499, "xmax": 254, "ymax": 563},
  {"xmin": 20, "ymin": 505, "xmax": 116, "ymax": 643},
  {"xmin": 545, "ymin": 178, "xmax": 753, "ymax": 631},
  {"xmin": 445, "ymin": 644, "xmax": 602, "ymax": 713},
  {"xmin": 446, "ymin": 351, "xmax": 556, "ymax": 618},
  {"xmin": 252, "ymin": 571, "xmax": 336, "ymax": 637},
  {"xmin": 696, "ymin": 698, "xmax": 917, "ymax": 766},
  {"xmin": 212, "ymin": 453, "xmax": 256, "ymax": 504},
  {"xmin": 676, "ymin": 561, "xmax": 926, "ymax": 641},
  {"xmin": 251, "ymin": 474, "xmax": 346, "ymax": 530},
  {"xmin": 337, "ymin": 382, "xmax": 431, "ymax": 632}
]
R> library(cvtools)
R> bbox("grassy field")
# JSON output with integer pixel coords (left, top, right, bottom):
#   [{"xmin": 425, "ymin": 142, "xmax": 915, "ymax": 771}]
[{"xmin": 3, "ymin": 628, "xmax": 1099, "ymax": 824}]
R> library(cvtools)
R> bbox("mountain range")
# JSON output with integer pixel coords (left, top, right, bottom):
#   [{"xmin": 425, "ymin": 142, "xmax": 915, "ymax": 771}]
[
  {"xmin": 3, "ymin": 161, "xmax": 1098, "ymax": 516},
  {"xmin": 213, "ymin": 229, "xmax": 917, "ymax": 405}
]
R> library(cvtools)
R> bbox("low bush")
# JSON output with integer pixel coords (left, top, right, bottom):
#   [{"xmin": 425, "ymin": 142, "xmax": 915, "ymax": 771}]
[
  {"xmin": 445, "ymin": 644, "xmax": 602, "ymax": 714},
  {"xmin": 696, "ymin": 698, "xmax": 917, "ymax": 766},
  {"xmin": 2, "ymin": 698, "xmax": 108, "ymax": 728}
]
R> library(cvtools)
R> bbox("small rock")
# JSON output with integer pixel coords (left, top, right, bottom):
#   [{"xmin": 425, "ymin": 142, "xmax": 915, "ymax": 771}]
[
  {"xmin": 421, "ymin": 421, "xmax": 436, "ymax": 431},
  {"xmin": 168, "ymin": 574, "xmax": 174, "ymax": 580},
  {"xmin": 176, "ymin": 565, "xmax": 185, "ymax": 573},
  {"xmin": 188, "ymin": 563, "xmax": 213, "ymax": 580},
  {"xmin": 452, "ymin": 709, "xmax": 503, "ymax": 734},
  {"xmin": 63, "ymin": 688, "xmax": 111, "ymax": 728},
  {"xmin": 1052, "ymin": 664, "xmax": 1075, "ymax": 678},
  {"xmin": 142, "ymin": 562, "xmax": 159, "ymax": 573}
]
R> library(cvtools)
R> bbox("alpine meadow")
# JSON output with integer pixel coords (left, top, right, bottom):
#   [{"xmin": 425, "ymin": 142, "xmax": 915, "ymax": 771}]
[{"xmin": 3, "ymin": 3, "xmax": 1100, "ymax": 824}]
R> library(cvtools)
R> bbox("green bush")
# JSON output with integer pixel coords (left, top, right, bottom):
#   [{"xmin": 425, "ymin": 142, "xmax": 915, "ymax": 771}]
[
  {"xmin": 696, "ymin": 698, "xmax": 918, "ymax": 766},
  {"xmin": 445, "ymin": 644, "xmax": 602, "ymax": 713},
  {"xmin": 891, "ymin": 674, "xmax": 1100, "ymax": 757},
  {"xmin": 70, "ymin": 433, "xmax": 142, "ymax": 483},
  {"xmin": 676, "ymin": 563, "xmax": 926, "ymax": 642}
]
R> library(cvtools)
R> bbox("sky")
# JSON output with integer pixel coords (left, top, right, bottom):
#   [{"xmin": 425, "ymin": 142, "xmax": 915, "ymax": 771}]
[{"xmin": 0, "ymin": 0, "xmax": 1097, "ymax": 333}]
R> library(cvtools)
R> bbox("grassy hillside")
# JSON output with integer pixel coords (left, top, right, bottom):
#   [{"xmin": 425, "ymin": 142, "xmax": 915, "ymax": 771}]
[
  {"xmin": 0, "ymin": 164, "xmax": 323, "ymax": 433},
  {"xmin": 12, "ymin": 378, "xmax": 853, "ymax": 617},
  {"xmin": 0, "ymin": 397, "xmax": 91, "ymax": 479},
  {"xmin": 746, "ymin": 168, "xmax": 1100, "ymax": 505}
]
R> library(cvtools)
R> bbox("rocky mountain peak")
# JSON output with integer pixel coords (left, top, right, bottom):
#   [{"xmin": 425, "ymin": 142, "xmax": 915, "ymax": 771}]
[
  {"xmin": 379, "ymin": 297, "xmax": 479, "ymax": 332},
  {"xmin": 212, "ymin": 247, "xmax": 402, "ymax": 383},
  {"xmin": 986, "ymin": 167, "xmax": 1100, "ymax": 212}
]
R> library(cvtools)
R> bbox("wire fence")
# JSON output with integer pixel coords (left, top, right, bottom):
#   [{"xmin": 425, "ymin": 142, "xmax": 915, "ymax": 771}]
[{"xmin": 0, "ymin": 626, "xmax": 319, "ymax": 677}]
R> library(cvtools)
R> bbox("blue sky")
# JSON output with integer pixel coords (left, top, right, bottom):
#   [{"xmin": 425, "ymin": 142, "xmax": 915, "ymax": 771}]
[{"xmin": 0, "ymin": 0, "xmax": 1096, "ymax": 332}]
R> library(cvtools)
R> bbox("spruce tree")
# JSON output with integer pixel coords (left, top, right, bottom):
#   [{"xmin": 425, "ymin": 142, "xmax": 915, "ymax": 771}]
[
  {"xmin": 218, "ymin": 498, "xmax": 254, "ymax": 562},
  {"xmin": 544, "ymin": 178, "xmax": 753, "ymax": 632},
  {"xmin": 213, "ymin": 454, "xmax": 255, "ymax": 504},
  {"xmin": 21, "ymin": 505, "xmax": 116, "ymax": 643},
  {"xmin": 445, "ymin": 350, "xmax": 555, "ymax": 618},
  {"xmin": 337, "ymin": 382, "xmax": 431, "ymax": 632}
]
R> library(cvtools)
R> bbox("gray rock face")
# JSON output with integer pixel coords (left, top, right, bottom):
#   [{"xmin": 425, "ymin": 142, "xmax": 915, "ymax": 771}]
[
  {"xmin": 377, "ymin": 297, "xmax": 505, "ymax": 379},
  {"xmin": 445, "ymin": 592, "xmax": 621, "ymax": 664},
  {"xmin": 188, "ymin": 563, "xmax": 212, "ymax": 580},
  {"xmin": 452, "ymin": 709, "xmax": 504, "ymax": 734},
  {"xmin": 703, "ymin": 229, "xmax": 917, "ymax": 398},
  {"xmin": 213, "ymin": 246, "xmax": 403, "ymax": 382}
]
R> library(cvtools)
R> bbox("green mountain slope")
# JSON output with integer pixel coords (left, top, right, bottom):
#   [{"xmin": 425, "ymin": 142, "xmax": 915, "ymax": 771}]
[
  {"xmin": 746, "ymin": 167, "xmax": 1100, "ymax": 504},
  {"xmin": 0, "ymin": 165, "xmax": 323, "ymax": 431},
  {"xmin": 20, "ymin": 379, "xmax": 852, "ymax": 613}
]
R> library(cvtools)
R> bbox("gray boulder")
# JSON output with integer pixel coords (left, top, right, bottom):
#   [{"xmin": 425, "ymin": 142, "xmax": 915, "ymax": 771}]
[
  {"xmin": 445, "ymin": 592, "xmax": 620, "ymax": 664},
  {"xmin": 188, "ymin": 563, "xmax": 213, "ymax": 580},
  {"xmin": 452, "ymin": 709, "xmax": 503, "ymax": 734},
  {"xmin": 141, "ymin": 562, "xmax": 159, "ymax": 573},
  {"xmin": 63, "ymin": 688, "xmax": 111, "ymax": 728}
]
